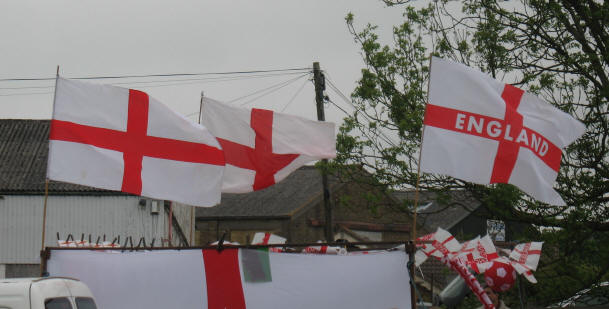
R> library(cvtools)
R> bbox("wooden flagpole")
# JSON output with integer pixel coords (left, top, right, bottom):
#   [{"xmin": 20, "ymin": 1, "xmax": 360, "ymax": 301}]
[
  {"xmin": 41, "ymin": 66, "xmax": 59, "ymax": 274},
  {"xmin": 41, "ymin": 180, "xmax": 49, "ymax": 251},
  {"xmin": 412, "ymin": 54, "xmax": 434, "ymax": 242}
]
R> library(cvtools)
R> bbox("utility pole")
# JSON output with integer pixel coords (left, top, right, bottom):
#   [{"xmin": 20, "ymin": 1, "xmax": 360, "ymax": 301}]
[{"xmin": 313, "ymin": 62, "xmax": 333, "ymax": 242}]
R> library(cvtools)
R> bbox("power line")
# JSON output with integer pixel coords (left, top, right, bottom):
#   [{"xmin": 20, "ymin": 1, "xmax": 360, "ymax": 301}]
[
  {"xmin": 0, "ymin": 71, "xmax": 309, "ymax": 91},
  {"xmin": 0, "ymin": 67, "xmax": 312, "ymax": 82},
  {"xmin": 237, "ymin": 73, "xmax": 311, "ymax": 107},
  {"xmin": 184, "ymin": 72, "xmax": 310, "ymax": 118},
  {"xmin": 325, "ymin": 74, "xmax": 400, "ymax": 149},
  {"xmin": 224, "ymin": 73, "xmax": 310, "ymax": 105},
  {"xmin": 0, "ymin": 72, "xmax": 310, "ymax": 97},
  {"xmin": 280, "ymin": 77, "xmax": 311, "ymax": 112}
]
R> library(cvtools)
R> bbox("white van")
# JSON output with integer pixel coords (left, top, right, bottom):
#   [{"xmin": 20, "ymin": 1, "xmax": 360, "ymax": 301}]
[{"xmin": 0, "ymin": 277, "xmax": 97, "ymax": 309}]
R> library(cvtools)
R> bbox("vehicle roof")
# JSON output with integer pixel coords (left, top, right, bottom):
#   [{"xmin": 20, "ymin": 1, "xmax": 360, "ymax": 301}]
[
  {"xmin": 0, "ymin": 277, "xmax": 83, "ymax": 296},
  {"xmin": 0, "ymin": 277, "xmax": 80, "ymax": 284}
]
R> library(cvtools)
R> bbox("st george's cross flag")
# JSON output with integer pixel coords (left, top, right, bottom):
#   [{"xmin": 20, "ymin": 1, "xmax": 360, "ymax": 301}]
[
  {"xmin": 47, "ymin": 248, "xmax": 411, "ymax": 309},
  {"xmin": 453, "ymin": 235, "xmax": 499, "ymax": 274},
  {"xmin": 414, "ymin": 227, "xmax": 461, "ymax": 266},
  {"xmin": 421, "ymin": 57, "xmax": 586, "ymax": 205},
  {"xmin": 47, "ymin": 78, "xmax": 225, "ymax": 206},
  {"xmin": 201, "ymin": 98, "xmax": 336, "ymax": 193}
]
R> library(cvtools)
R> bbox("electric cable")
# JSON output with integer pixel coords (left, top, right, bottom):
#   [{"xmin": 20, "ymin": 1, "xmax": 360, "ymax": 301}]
[
  {"xmin": 0, "ymin": 67, "xmax": 312, "ymax": 82},
  {"xmin": 237, "ymin": 73, "xmax": 310, "ymax": 107},
  {"xmin": 280, "ymin": 77, "xmax": 311, "ymax": 112},
  {"xmin": 325, "ymin": 74, "xmax": 400, "ymax": 148},
  {"xmin": 0, "ymin": 71, "xmax": 310, "ymax": 97},
  {"xmin": 224, "ymin": 72, "xmax": 310, "ymax": 105}
]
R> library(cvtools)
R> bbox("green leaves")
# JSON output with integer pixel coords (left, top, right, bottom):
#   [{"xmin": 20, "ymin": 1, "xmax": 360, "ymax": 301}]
[{"xmin": 337, "ymin": 1, "xmax": 609, "ymax": 306}]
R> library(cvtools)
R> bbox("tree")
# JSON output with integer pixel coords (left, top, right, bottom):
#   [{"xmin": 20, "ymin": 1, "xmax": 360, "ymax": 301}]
[{"xmin": 334, "ymin": 0, "xmax": 609, "ymax": 306}]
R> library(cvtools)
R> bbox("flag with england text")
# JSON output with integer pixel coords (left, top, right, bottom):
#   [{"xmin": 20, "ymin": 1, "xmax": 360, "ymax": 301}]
[
  {"xmin": 421, "ymin": 57, "xmax": 586, "ymax": 205},
  {"xmin": 201, "ymin": 98, "xmax": 336, "ymax": 193},
  {"xmin": 47, "ymin": 78, "xmax": 225, "ymax": 206},
  {"xmin": 47, "ymin": 248, "xmax": 411, "ymax": 309}
]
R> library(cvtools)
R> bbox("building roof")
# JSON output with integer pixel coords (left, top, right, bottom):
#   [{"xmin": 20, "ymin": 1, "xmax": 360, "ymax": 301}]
[
  {"xmin": 0, "ymin": 119, "xmax": 118, "ymax": 194},
  {"xmin": 392, "ymin": 190, "xmax": 481, "ymax": 232},
  {"xmin": 196, "ymin": 166, "xmax": 337, "ymax": 219}
]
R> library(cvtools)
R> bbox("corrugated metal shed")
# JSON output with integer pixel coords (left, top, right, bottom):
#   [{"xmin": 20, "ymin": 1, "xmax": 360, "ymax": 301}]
[{"xmin": 0, "ymin": 195, "xmax": 168, "ymax": 263}]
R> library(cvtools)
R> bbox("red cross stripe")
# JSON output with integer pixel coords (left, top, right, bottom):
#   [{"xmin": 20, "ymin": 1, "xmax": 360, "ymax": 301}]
[
  {"xmin": 202, "ymin": 249, "xmax": 246, "ymax": 309},
  {"xmin": 465, "ymin": 242, "xmax": 499, "ymax": 273},
  {"xmin": 426, "ymin": 236, "xmax": 455, "ymax": 257},
  {"xmin": 424, "ymin": 84, "xmax": 563, "ymax": 182},
  {"xmin": 216, "ymin": 108, "xmax": 299, "ymax": 191},
  {"xmin": 49, "ymin": 89, "xmax": 225, "ymax": 195},
  {"xmin": 416, "ymin": 232, "xmax": 435, "ymax": 248}
]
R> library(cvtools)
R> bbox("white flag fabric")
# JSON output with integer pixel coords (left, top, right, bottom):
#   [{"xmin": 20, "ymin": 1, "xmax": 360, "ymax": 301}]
[
  {"xmin": 48, "ymin": 248, "xmax": 411, "ymax": 309},
  {"xmin": 509, "ymin": 241, "xmax": 542, "ymax": 271},
  {"xmin": 201, "ymin": 98, "xmax": 336, "ymax": 193},
  {"xmin": 421, "ymin": 57, "xmax": 586, "ymax": 205},
  {"xmin": 47, "ymin": 78, "xmax": 225, "ymax": 206}
]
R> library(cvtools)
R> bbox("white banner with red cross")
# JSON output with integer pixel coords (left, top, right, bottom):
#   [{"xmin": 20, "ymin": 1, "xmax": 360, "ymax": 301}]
[
  {"xmin": 47, "ymin": 248, "xmax": 411, "ymax": 309},
  {"xmin": 48, "ymin": 78, "xmax": 225, "ymax": 206},
  {"xmin": 201, "ymin": 98, "xmax": 336, "ymax": 193},
  {"xmin": 421, "ymin": 57, "xmax": 586, "ymax": 205}
]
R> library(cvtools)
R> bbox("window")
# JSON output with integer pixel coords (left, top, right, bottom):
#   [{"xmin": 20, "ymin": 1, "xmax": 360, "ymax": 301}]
[
  {"xmin": 45, "ymin": 297, "xmax": 72, "ymax": 309},
  {"xmin": 75, "ymin": 297, "xmax": 97, "ymax": 309}
]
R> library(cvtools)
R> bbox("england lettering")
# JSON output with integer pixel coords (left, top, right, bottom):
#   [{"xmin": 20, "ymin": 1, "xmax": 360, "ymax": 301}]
[{"xmin": 455, "ymin": 113, "xmax": 549, "ymax": 156}]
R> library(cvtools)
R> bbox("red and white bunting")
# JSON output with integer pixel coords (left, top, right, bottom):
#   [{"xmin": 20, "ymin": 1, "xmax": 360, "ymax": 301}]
[
  {"xmin": 509, "ymin": 241, "xmax": 542, "ymax": 271},
  {"xmin": 443, "ymin": 256, "xmax": 495, "ymax": 309},
  {"xmin": 303, "ymin": 244, "xmax": 347, "ymax": 255},
  {"xmin": 495, "ymin": 256, "xmax": 537, "ymax": 283},
  {"xmin": 251, "ymin": 232, "xmax": 286, "ymax": 253},
  {"xmin": 414, "ymin": 227, "xmax": 461, "ymax": 266},
  {"xmin": 453, "ymin": 235, "xmax": 499, "ymax": 273}
]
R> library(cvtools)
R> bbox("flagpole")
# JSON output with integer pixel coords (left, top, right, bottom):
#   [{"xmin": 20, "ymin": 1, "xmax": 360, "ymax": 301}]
[
  {"xmin": 41, "ymin": 180, "xmax": 49, "ymax": 251},
  {"xmin": 188, "ymin": 92, "xmax": 205, "ymax": 245},
  {"xmin": 41, "ymin": 66, "xmax": 59, "ymax": 274},
  {"xmin": 412, "ymin": 55, "xmax": 433, "ymax": 242}
]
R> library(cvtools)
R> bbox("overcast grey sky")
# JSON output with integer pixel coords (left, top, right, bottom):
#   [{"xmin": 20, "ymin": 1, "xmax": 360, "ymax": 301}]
[{"xmin": 0, "ymin": 0, "xmax": 412, "ymax": 125}]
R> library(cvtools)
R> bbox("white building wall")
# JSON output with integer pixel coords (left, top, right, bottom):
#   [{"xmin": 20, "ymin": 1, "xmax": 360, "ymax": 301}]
[
  {"xmin": 172, "ymin": 202, "xmax": 196, "ymax": 245},
  {"xmin": 0, "ymin": 195, "xmax": 168, "ymax": 264}
]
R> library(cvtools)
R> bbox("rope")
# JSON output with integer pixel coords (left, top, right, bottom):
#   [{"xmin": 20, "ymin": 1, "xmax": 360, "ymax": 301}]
[{"xmin": 407, "ymin": 260, "xmax": 428, "ymax": 309}]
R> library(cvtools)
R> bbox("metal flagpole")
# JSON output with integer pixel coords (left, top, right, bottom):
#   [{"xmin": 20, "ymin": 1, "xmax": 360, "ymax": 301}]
[
  {"xmin": 189, "ymin": 91, "xmax": 205, "ymax": 245},
  {"xmin": 41, "ymin": 66, "xmax": 60, "ymax": 275}
]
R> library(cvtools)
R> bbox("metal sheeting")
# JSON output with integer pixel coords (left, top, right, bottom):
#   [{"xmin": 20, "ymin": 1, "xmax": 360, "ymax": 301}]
[{"xmin": 0, "ymin": 195, "xmax": 168, "ymax": 263}]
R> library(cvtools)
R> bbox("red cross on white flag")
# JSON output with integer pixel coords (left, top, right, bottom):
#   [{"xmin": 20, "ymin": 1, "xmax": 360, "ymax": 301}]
[
  {"xmin": 421, "ymin": 57, "xmax": 586, "ymax": 205},
  {"xmin": 47, "ymin": 78, "xmax": 225, "ymax": 206},
  {"xmin": 414, "ymin": 227, "xmax": 461, "ymax": 267},
  {"xmin": 201, "ymin": 98, "xmax": 336, "ymax": 193},
  {"xmin": 509, "ymin": 241, "xmax": 542, "ymax": 272},
  {"xmin": 453, "ymin": 235, "xmax": 499, "ymax": 274}
]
